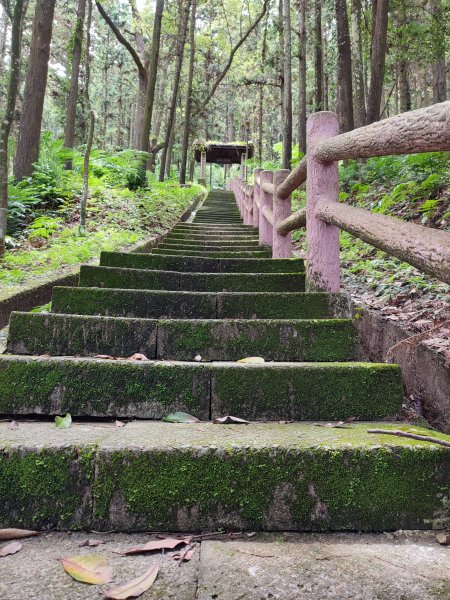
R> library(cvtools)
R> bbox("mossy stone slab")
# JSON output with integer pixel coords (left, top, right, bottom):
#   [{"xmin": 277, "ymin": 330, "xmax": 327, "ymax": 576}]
[
  {"xmin": 100, "ymin": 251, "xmax": 304, "ymax": 273},
  {"xmin": 152, "ymin": 249, "xmax": 272, "ymax": 258},
  {"xmin": 210, "ymin": 362, "xmax": 403, "ymax": 421},
  {"xmin": 0, "ymin": 355, "xmax": 211, "ymax": 418}
]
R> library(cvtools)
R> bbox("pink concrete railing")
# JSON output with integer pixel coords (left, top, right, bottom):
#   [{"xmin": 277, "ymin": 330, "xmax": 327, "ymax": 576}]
[{"xmin": 230, "ymin": 101, "xmax": 450, "ymax": 291}]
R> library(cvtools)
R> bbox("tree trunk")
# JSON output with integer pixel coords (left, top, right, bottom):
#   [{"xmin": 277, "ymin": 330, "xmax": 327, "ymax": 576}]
[
  {"xmin": 83, "ymin": 0, "xmax": 93, "ymax": 113},
  {"xmin": 0, "ymin": 0, "xmax": 28, "ymax": 258},
  {"xmin": 13, "ymin": 0, "xmax": 56, "ymax": 181},
  {"xmin": 0, "ymin": 10, "xmax": 8, "ymax": 80},
  {"xmin": 335, "ymin": 0, "xmax": 354, "ymax": 132},
  {"xmin": 297, "ymin": 0, "xmax": 307, "ymax": 153},
  {"xmin": 399, "ymin": 58, "xmax": 411, "ymax": 112},
  {"xmin": 350, "ymin": 0, "xmax": 366, "ymax": 127},
  {"xmin": 314, "ymin": 0, "xmax": 323, "ymax": 111},
  {"xmin": 282, "ymin": 0, "xmax": 292, "ymax": 169},
  {"xmin": 366, "ymin": 0, "xmax": 389, "ymax": 124},
  {"xmin": 429, "ymin": 0, "xmax": 447, "ymax": 103},
  {"xmin": 64, "ymin": 0, "xmax": 87, "ymax": 165},
  {"xmin": 159, "ymin": 0, "xmax": 191, "ymax": 182},
  {"xmin": 140, "ymin": 0, "xmax": 164, "ymax": 152},
  {"xmin": 152, "ymin": 56, "xmax": 169, "ymax": 139},
  {"xmin": 179, "ymin": 0, "xmax": 196, "ymax": 184}
]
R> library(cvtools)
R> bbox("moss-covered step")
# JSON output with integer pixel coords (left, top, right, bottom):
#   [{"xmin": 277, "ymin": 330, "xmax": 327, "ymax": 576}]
[
  {"xmin": 173, "ymin": 224, "xmax": 255, "ymax": 231},
  {"xmin": 162, "ymin": 238, "xmax": 261, "ymax": 247},
  {"xmin": 100, "ymin": 251, "xmax": 304, "ymax": 273},
  {"xmin": 7, "ymin": 312, "xmax": 356, "ymax": 362},
  {"xmin": 158, "ymin": 243, "xmax": 265, "ymax": 252},
  {"xmin": 152, "ymin": 249, "xmax": 271, "ymax": 258},
  {"xmin": 79, "ymin": 265, "xmax": 306, "ymax": 292},
  {"xmin": 210, "ymin": 361, "xmax": 402, "ymax": 421},
  {"xmin": 51, "ymin": 287, "xmax": 350, "ymax": 320},
  {"xmin": 166, "ymin": 233, "xmax": 259, "ymax": 241},
  {"xmin": 2, "ymin": 421, "xmax": 449, "ymax": 531},
  {"xmin": 0, "ymin": 355, "xmax": 211, "ymax": 418}
]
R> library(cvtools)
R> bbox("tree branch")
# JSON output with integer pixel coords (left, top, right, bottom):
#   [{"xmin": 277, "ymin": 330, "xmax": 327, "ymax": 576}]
[
  {"xmin": 95, "ymin": 0, "xmax": 146, "ymax": 80},
  {"xmin": 193, "ymin": 0, "xmax": 270, "ymax": 117}
]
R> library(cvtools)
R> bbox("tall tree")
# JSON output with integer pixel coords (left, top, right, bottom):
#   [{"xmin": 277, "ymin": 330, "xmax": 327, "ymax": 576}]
[
  {"xmin": 159, "ymin": 0, "xmax": 191, "ymax": 181},
  {"xmin": 297, "ymin": 0, "xmax": 307, "ymax": 153},
  {"xmin": 366, "ymin": 0, "xmax": 389, "ymax": 123},
  {"xmin": 350, "ymin": 0, "xmax": 365, "ymax": 127},
  {"xmin": 65, "ymin": 0, "xmax": 87, "ymax": 165},
  {"xmin": 314, "ymin": 0, "xmax": 323, "ymax": 110},
  {"xmin": 0, "ymin": 8, "xmax": 7, "ymax": 80},
  {"xmin": 13, "ymin": 0, "xmax": 56, "ymax": 180},
  {"xmin": 335, "ymin": 0, "xmax": 354, "ymax": 132},
  {"xmin": 0, "ymin": 0, "xmax": 28, "ymax": 258},
  {"xmin": 179, "ymin": 0, "xmax": 196, "ymax": 184},
  {"xmin": 428, "ymin": 0, "xmax": 447, "ymax": 103},
  {"xmin": 282, "ymin": 0, "xmax": 292, "ymax": 169}
]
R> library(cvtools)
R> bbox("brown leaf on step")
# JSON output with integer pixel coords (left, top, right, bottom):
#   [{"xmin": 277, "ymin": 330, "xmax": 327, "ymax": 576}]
[
  {"xmin": 95, "ymin": 355, "xmax": 114, "ymax": 360},
  {"xmin": 436, "ymin": 533, "xmax": 450, "ymax": 546},
  {"xmin": 0, "ymin": 529, "xmax": 39, "ymax": 541},
  {"xmin": 214, "ymin": 416, "xmax": 250, "ymax": 424},
  {"xmin": 115, "ymin": 420, "xmax": 126, "ymax": 428},
  {"xmin": 127, "ymin": 353, "xmax": 149, "ymax": 361},
  {"xmin": 8, "ymin": 420, "xmax": 19, "ymax": 430},
  {"xmin": 0, "ymin": 542, "xmax": 23, "ymax": 557},
  {"xmin": 121, "ymin": 538, "xmax": 187, "ymax": 555},
  {"xmin": 278, "ymin": 420, "xmax": 293, "ymax": 425},
  {"xmin": 78, "ymin": 539, "xmax": 106, "ymax": 547},
  {"xmin": 104, "ymin": 563, "xmax": 159, "ymax": 599},
  {"xmin": 172, "ymin": 545, "xmax": 196, "ymax": 562},
  {"xmin": 60, "ymin": 554, "xmax": 113, "ymax": 584},
  {"xmin": 314, "ymin": 417, "xmax": 356, "ymax": 429}
]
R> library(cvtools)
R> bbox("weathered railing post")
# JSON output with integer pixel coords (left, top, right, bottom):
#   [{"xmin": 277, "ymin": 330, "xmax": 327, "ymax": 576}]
[
  {"xmin": 306, "ymin": 111, "xmax": 340, "ymax": 291},
  {"xmin": 259, "ymin": 170, "xmax": 273, "ymax": 247},
  {"xmin": 272, "ymin": 169, "xmax": 292, "ymax": 258},
  {"xmin": 253, "ymin": 168, "xmax": 262, "ymax": 229}
]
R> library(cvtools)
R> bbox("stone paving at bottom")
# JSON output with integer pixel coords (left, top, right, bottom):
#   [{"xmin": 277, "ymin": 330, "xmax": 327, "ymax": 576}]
[{"xmin": 0, "ymin": 531, "xmax": 449, "ymax": 599}]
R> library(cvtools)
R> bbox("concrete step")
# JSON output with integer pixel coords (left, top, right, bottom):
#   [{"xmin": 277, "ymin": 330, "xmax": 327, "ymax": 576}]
[
  {"xmin": 166, "ymin": 232, "xmax": 260, "ymax": 240},
  {"xmin": 51, "ymin": 287, "xmax": 350, "ymax": 320},
  {"xmin": 161, "ymin": 238, "xmax": 261, "ymax": 247},
  {"xmin": 174, "ymin": 224, "xmax": 255, "ymax": 231},
  {"xmin": 78, "ymin": 265, "xmax": 306, "ymax": 292},
  {"xmin": 152, "ymin": 249, "xmax": 272, "ymax": 258},
  {"xmin": 7, "ymin": 312, "xmax": 356, "ymax": 362},
  {"xmin": 2, "ymin": 420, "xmax": 447, "ymax": 531},
  {"xmin": 100, "ymin": 251, "xmax": 304, "ymax": 273},
  {"xmin": 0, "ymin": 355, "xmax": 402, "ymax": 420},
  {"xmin": 158, "ymin": 243, "xmax": 265, "ymax": 252}
]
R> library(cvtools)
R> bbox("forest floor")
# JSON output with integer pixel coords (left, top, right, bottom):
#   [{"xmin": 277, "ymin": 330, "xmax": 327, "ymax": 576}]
[{"xmin": 0, "ymin": 530, "xmax": 449, "ymax": 599}]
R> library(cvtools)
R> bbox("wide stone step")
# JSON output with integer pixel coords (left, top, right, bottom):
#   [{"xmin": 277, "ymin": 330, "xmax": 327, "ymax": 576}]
[
  {"xmin": 174, "ymin": 224, "xmax": 255, "ymax": 231},
  {"xmin": 79, "ymin": 265, "xmax": 306, "ymax": 292},
  {"xmin": 100, "ymin": 251, "xmax": 304, "ymax": 273},
  {"xmin": 159, "ymin": 243, "xmax": 265, "ymax": 252},
  {"xmin": 51, "ymin": 287, "xmax": 350, "ymax": 320},
  {"xmin": 7, "ymin": 312, "xmax": 356, "ymax": 362},
  {"xmin": 162, "ymin": 238, "xmax": 261, "ymax": 247},
  {"xmin": 2, "ymin": 420, "xmax": 447, "ymax": 531},
  {"xmin": 0, "ymin": 355, "xmax": 402, "ymax": 420},
  {"xmin": 166, "ymin": 232, "xmax": 260, "ymax": 240},
  {"xmin": 152, "ymin": 249, "xmax": 272, "ymax": 258}
]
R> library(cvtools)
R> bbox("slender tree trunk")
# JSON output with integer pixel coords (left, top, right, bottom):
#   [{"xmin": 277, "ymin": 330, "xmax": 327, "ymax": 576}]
[
  {"xmin": 179, "ymin": 0, "xmax": 196, "ymax": 184},
  {"xmin": 428, "ymin": 0, "xmax": 447, "ymax": 102},
  {"xmin": 399, "ymin": 58, "xmax": 410, "ymax": 112},
  {"xmin": 0, "ymin": 11, "xmax": 7, "ymax": 80},
  {"xmin": 159, "ymin": 0, "xmax": 191, "ymax": 182},
  {"xmin": 351, "ymin": 0, "xmax": 366, "ymax": 126},
  {"xmin": 366, "ymin": 0, "xmax": 389, "ymax": 123},
  {"xmin": 64, "ymin": 0, "xmax": 87, "ymax": 166},
  {"xmin": 314, "ymin": 0, "xmax": 323, "ymax": 110},
  {"xmin": 13, "ymin": 0, "xmax": 56, "ymax": 181},
  {"xmin": 335, "ymin": 0, "xmax": 354, "ymax": 132},
  {"xmin": 80, "ymin": 110, "xmax": 95, "ymax": 234},
  {"xmin": 152, "ymin": 56, "xmax": 169, "ymax": 139},
  {"xmin": 84, "ymin": 0, "xmax": 93, "ymax": 112},
  {"xmin": 0, "ymin": 0, "xmax": 28, "ymax": 258},
  {"xmin": 282, "ymin": 0, "xmax": 292, "ymax": 169},
  {"xmin": 297, "ymin": 0, "xmax": 307, "ymax": 154},
  {"xmin": 278, "ymin": 0, "xmax": 285, "ymax": 131}
]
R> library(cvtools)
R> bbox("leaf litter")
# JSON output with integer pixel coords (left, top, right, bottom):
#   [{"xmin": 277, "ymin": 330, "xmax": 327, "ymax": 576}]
[
  {"xmin": 60, "ymin": 554, "xmax": 113, "ymax": 584},
  {"xmin": 162, "ymin": 411, "xmax": 200, "ymax": 423},
  {"xmin": 104, "ymin": 562, "xmax": 160, "ymax": 599},
  {"xmin": 55, "ymin": 413, "xmax": 72, "ymax": 429},
  {"xmin": 0, "ymin": 542, "xmax": 22, "ymax": 557},
  {"xmin": 120, "ymin": 537, "xmax": 189, "ymax": 556},
  {"xmin": 0, "ymin": 528, "xmax": 39, "ymax": 541}
]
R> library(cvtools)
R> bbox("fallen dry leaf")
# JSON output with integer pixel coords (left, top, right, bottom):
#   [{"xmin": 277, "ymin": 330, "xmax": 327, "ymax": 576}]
[
  {"xmin": 237, "ymin": 356, "xmax": 265, "ymax": 364},
  {"xmin": 214, "ymin": 416, "xmax": 250, "ymax": 424},
  {"xmin": 60, "ymin": 554, "xmax": 113, "ymax": 584},
  {"xmin": 127, "ymin": 353, "xmax": 149, "ymax": 361},
  {"xmin": 0, "ymin": 529, "xmax": 39, "ymax": 541},
  {"xmin": 0, "ymin": 542, "xmax": 23, "ymax": 557},
  {"xmin": 78, "ymin": 539, "xmax": 106, "ymax": 547},
  {"xmin": 8, "ymin": 421, "xmax": 19, "ymax": 430},
  {"xmin": 194, "ymin": 355, "xmax": 202, "ymax": 362},
  {"xmin": 104, "ymin": 563, "xmax": 159, "ymax": 599},
  {"xmin": 115, "ymin": 420, "xmax": 126, "ymax": 428},
  {"xmin": 162, "ymin": 412, "xmax": 200, "ymax": 423},
  {"xmin": 436, "ymin": 533, "xmax": 450, "ymax": 545},
  {"xmin": 95, "ymin": 355, "xmax": 114, "ymax": 360},
  {"xmin": 121, "ymin": 538, "xmax": 187, "ymax": 555},
  {"xmin": 314, "ymin": 417, "xmax": 356, "ymax": 429},
  {"xmin": 172, "ymin": 545, "xmax": 196, "ymax": 562}
]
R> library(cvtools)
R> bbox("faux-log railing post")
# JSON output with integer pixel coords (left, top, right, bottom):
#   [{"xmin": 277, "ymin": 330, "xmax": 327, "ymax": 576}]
[
  {"xmin": 253, "ymin": 168, "xmax": 262, "ymax": 229},
  {"xmin": 306, "ymin": 111, "xmax": 340, "ymax": 291},
  {"xmin": 272, "ymin": 169, "xmax": 292, "ymax": 258},
  {"xmin": 259, "ymin": 170, "xmax": 273, "ymax": 248},
  {"xmin": 244, "ymin": 185, "xmax": 252, "ymax": 225}
]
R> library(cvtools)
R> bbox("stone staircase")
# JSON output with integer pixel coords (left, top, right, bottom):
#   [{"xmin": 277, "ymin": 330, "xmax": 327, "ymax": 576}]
[{"xmin": 0, "ymin": 189, "xmax": 449, "ymax": 533}]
